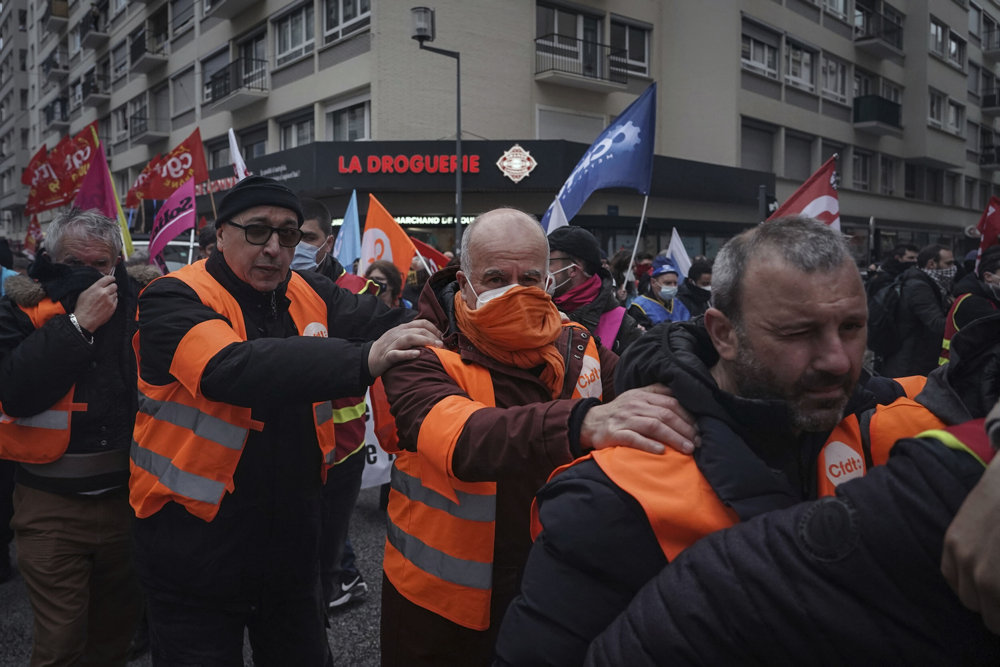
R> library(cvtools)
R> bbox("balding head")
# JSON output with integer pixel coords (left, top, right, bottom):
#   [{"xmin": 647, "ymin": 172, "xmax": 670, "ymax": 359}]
[{"xmin": 457, "ymin": 208, "xmax": 550, "ymax": 309}]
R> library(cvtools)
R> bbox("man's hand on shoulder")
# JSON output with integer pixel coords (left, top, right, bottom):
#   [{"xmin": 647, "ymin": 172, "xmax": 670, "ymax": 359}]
[
  {"xmin": 368, "ymin": 319, "xmax": 443, "ymax": 378},
  {"xmin": 580, "ymin": 383, "xmax": 699, "ymax": 455}
]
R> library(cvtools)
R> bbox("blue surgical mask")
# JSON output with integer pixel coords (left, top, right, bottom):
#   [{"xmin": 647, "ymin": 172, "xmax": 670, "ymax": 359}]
[
  {"xmin": 659, "ymin": 285, "xmax": 678, "ymax": 301},
  {"xmin": 291, "ymin": 241, "xmax": 320, "ymax": 271}
]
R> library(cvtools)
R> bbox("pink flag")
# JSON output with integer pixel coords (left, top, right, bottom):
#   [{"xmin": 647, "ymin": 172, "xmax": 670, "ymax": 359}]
[
  {"xmin": 73, "ymin": 143, "xmax": 118, "ymax": 219},
  {"xmin": 148, "ymin": 178, "xmax": 196, "ymax": 272},
  {"xmin": 767, "ymin": 155, "xmax": 840, "ymax": 230}
]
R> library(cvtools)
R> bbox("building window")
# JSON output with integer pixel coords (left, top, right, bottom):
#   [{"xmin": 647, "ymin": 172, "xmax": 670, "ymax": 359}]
[
  {"xmin": 171, "ymin": 0, "xmax": 194, "ymax": 34},
  {"xmin": 111, "ymin": 0, "xmax": 126, "ymax": 16},
  {"xmin": 610, "ymin": 19, "xmax": 650, "ymax": 76},
  {"xmin": 172, "ymin": 67, "xmax": 194, "ymax": 115},
  {"xmin": 880, "ymin": 156, "xmax": 896, "ymax": 195},
  {"xmin": 929, "ymin": 18, "xmax": 946, "ymax": 56},
  {"xmin": 327, "ymin": 99, "xmax": 369, "ymax": 141},
  {"xmin": 947, "ymin": 100, "xmax": 965, "ymax": 135},
  {"xmin": 280, "ymin": 114, "xmax": 313, "ymax": 149},
  {"xmin": 324, "ymin": 0, "xmax": 370, "ymax": 44},
  {"xmin": 112, "ymin": 105, "xmax": 128, "ymax": 142},
  {"xmin": 853, "ymin": 68, "xmax": 874, "ymax": 97},
  {"xmin": 928, "ymin": 89, "xmax": 945, "ymax": 126},
  {"xmin": 239, "ymin": 32, "xmax": 267, "ymax": 87},
  {"xmin": 741, "ymin": 34, "xmax": 777, "ymax": 79},
  {"xmin": 971, "ymin": 3, "xmax": 983, "ymax": 39},
  {"xmin": 948, "ymin": 32, "xmax": 966, "ymax": 69},
  {"xmin": 111, "ymin": 41, "xmax": 127, "ymax": 80},
  {"xmin": 970, "ymin": 62, "xmax": 982, "ymax": 96},
  {"xmin": 821, "ymin": 54, "xmax": 848, "ymax": 103},
  {"xmin": 275, "ymin": 4, "xmax": 314, "ymax": 67},
  {"xmin": 853, "ymin": 151, "xmax": 871, "ymax": 191},
  {"xmin": 881, "ymin": 79, "xmax": 902, "ymax": 103},
  {"xmin": 784, "ymin": 133, "xmax": 813, "ymax": 180},
  {"xmin": 205, "ymin": 138, "xmax": 229, "ymax": 170},
  {"xmin": 824, "ymin": 0, "xmax": 848, "ymax": 20},
  {"xmin": 740, "ymin": 121, "xmax": 775, "ymax": 173},
  {"xmin": 201, "ymin": 50, "xmax": 229, "ymax": 103},
  {"xmin": 784, "ymin": 42, "xmax": 814, "ymax": 92},
  {"xmin": 69, "ymin": 24, "xmax": 81, "ymax": 57},
  {"xmin": 239, "ymin": 125, "xmax": 267, "ymax": 159}
]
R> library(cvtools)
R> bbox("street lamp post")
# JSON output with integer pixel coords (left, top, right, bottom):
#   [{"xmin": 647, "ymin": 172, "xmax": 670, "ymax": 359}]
[{"xmin": 411, "ymin": 7, "xmax": 463, "ymax": 250}]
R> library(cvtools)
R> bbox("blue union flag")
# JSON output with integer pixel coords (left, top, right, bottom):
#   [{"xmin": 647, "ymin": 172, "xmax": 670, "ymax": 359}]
[{"xmin": 541, "ymin": 83, "xmax": 657, "ymax": 231}]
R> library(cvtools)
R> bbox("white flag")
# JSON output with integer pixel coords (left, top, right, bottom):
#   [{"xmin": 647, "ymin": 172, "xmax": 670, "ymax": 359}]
[
  {"xmin": 229, "ymin": 128, "xmax": 250, "ymax": 181},
  {"xmin": 666, "ymin": 228, "xmax": 692, "ymax": 280}
]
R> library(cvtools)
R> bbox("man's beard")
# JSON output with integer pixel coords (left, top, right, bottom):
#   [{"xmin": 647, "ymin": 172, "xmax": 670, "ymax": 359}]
[{"xmin": 728, "ymin": 329, "xmax": 854, "ymax": 433}]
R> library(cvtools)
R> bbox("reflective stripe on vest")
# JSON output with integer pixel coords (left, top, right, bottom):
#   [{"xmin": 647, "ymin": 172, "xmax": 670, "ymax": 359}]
[
  {"xmin": 384, "ymin": 325, "xmax": 603, "ymax": 630},
  {"xmin": 130, "ymin": 262, "xmax": 334, "ymax": 522},
  {"xmin": 0, "ymin": 299, "xmax": 88, "ymax": 463}
]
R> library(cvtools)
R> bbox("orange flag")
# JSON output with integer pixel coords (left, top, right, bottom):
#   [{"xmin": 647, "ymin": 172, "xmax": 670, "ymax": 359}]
[{"xmin": 359, "ymin": 195, "xmax": 416, "ymax": 279}]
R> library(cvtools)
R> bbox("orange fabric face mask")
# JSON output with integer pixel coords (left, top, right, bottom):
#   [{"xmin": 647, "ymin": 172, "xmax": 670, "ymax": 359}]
[{"xmin": 453, "ymin": 285, "xmax": 565, "ymax": 396}]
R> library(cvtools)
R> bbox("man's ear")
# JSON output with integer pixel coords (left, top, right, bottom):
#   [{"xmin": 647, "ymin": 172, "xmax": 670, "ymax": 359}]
[
  {"xmin": 704, "ymin": 307, "xmax": 739, "ymax": 361},
  {"xmin": 215, "ymin": 225, "xmax": 226, "ymax": 253}
]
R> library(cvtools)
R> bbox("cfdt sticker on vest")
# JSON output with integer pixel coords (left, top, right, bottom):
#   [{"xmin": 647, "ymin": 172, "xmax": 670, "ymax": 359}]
[
  {"xmin": 823, "ymin": 440, "xmax": 865, "ymax": 487},
  {"xmin": 576, "ymin": 355, "xmax": 602, "ymax": 399}
]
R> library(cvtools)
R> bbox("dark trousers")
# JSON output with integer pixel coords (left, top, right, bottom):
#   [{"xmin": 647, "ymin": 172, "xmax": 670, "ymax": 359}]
[
  {"xmin": 145, "ymin": 582, "xmax": 333, "ymax": 667},
  {"xmin": 13, "ymin": 484, "xmax": 142, "ymax": 667},
  {"xmin": 0, "ymin": 459, "xmax": 14, "ymax": 547},
  {"xmin": 319, "ymin": 450, "xmax": 365, "ymax": 603}
]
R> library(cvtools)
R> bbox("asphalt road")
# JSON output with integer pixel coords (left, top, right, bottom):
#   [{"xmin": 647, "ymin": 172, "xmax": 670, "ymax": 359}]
[{"xmin": 0, "ymin": 486, "xmax": 388, "ymax": 666}]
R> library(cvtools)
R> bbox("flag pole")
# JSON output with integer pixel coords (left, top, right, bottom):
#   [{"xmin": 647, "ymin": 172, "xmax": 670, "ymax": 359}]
[
  {"xmin": 625, "ymin": 195, "xmax": 651, "ymax": 284},
  {"xmin": 208, "ymin": 184, "xmax": 217, "ymax": 220},
  {"xmin": 412, "ymin": 247, "xmax": 433, "ymax": 275}
]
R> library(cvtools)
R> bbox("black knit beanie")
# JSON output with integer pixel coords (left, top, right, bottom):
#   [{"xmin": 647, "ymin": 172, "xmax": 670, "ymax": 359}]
[
  {"xmin": 547, "ymin": 226, "xmax": 602, "ymax": 275},
  {"xmin": 214, "ymin": 176, "xmax": 304, "ymax": 228}
]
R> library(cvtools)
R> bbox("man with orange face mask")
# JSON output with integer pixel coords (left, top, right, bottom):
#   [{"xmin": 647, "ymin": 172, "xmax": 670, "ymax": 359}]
[{"xmin": 378, "ymin": 208, "xmax": 699, "ymax": 666}]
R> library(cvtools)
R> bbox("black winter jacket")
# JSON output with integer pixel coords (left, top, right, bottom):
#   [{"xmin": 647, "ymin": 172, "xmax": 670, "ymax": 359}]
[
  {"xmin": 676, "ymin": 279, "xmax": 711, "ymax": 318},
  {"xmin": 494, "ymin": 320, "xmax": 907, "ymax": 666},
  {"xmin": 882, "ymin": 267, "xmax": 949, "ymax": 376},
  {"xmin": 585, "ymin": 434, "xmax": 1000, "ymax": 666},
  {"xmin": 132, "ymin": 252, "xmax": 411, "ymax": 603},
  {"xmin": 0, "ymin": 258, "xmax": 158, "ymax": 495}
]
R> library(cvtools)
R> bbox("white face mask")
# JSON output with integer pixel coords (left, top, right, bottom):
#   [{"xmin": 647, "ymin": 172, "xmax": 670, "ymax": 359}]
[
  {"xmin": 659, "ymin": 285, "xmax": 678, "ymax": 301},
  {"xmin": 547, "ymin": 263, "xmax": 576, "ymax": 295},
  {"xmin": 290, "ymin": 240, "xmax": 320, "ymax": 271},
  {"xmin": 467, "ymin": 281, "xmax": 518, "ymax": 309}
]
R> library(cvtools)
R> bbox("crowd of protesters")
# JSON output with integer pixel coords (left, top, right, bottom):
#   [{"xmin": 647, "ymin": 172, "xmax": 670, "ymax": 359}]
[{"xmin": 1, "ymin": 184, "xmax": 1000, "ymax": 666}]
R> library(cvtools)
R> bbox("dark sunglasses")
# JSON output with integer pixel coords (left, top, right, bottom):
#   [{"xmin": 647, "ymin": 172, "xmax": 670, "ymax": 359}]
[{"xmin": 226, "ymin": 221, "xmax": 303, "ymax": 248}]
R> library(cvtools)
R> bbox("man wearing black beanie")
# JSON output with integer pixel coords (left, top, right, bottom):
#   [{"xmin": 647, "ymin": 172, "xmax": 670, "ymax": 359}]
[
  {"xmin": 547, "ymin": 226, "xmax": 642, "ymax": 354},
  {"xmin": 131, "ymin": 176, "xmax": 442, "ymax": 664}
]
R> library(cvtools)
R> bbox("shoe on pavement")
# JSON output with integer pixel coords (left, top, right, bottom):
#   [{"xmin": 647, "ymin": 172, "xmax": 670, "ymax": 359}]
[{"xmin": 328, "ymin": 573, "xmax": 367, "ymax": 610}]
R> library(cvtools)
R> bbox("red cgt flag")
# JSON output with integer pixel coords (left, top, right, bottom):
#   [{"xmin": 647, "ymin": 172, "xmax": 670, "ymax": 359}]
[
  {"xmin": 23, "ymin": 145, "xmax": 63, "ymax": 215},
  {"xmin": 410, "ymin": 237, "xmax": 449, "ymax": 274},
  {"xmin": 22, "ymin": 216, "xmax": 43, "ymax": 258},
  {"xmin": 146, "ymin": 128, "xmax": 209, "ymax": 200},
  {"xmin": 767, "ymin": 155, "xmax": 840, "ymax": 231},
  {"xmin": 51, "ymin": 121, "xmax": 101, "ymax": 200},
  {"xmin": 125, "ymin": 154, "xmax": 163, "ymax": 208}
]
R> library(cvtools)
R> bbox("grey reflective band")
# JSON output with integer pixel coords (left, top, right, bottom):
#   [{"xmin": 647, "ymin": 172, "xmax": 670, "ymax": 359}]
[
  {"xmin": 324, "ymin": 448, "xmax": 337, "ymax": 465},
  {"xmin": 137, "ymin": 394, "xmax": 248, "ymax": 451},
  {"xmin": 315, "ymin": 401, "xmax": 334, "ymax": 426},
  {"xmin": 4, "ymin": 408, "xmax": 70, "ymax": 430},
  {"xmin": 386, "ymin": 520, "xmax": 493, "ymax": 590},
  {"xmin": 130, "ymin": 440, "xmax": 226, "ymax": 505},
  {"xmin": 21, "ymin": 448, "xmax": 129, "ymax": 479},
  {"xmin": 391, "ymin": 467, "xmax": 496, "ymax": 523}
]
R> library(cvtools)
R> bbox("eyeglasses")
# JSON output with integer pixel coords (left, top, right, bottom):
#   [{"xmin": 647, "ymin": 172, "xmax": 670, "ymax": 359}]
[{"xmin": 226, "ymin": 220, "xmax": 303, "ymax": 247}]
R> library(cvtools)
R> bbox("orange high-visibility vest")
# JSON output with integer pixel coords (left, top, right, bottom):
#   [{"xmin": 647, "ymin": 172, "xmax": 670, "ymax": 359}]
[
  {"xmin": 130, "ymin": 262, "xmax": 336, "ymax": 522},
  {"xmin": 535, "ymin": 394, "xmax": 946, "ymax": 562},
  {"xmin": 0, "ymin": 299, "xmax": 87, "ymax": 463},
  {"xmin": 384, "ymin": 324, "xmax": 603, "ymax": 630}
]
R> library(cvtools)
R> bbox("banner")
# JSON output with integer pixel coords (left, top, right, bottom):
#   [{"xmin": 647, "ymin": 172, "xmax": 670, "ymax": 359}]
[
  {"xmin": 51, "ymin": 121, "xmax": 100, "ymax": 200},
  {"xmin": 23, "ymin": 145, "xmax": 62, "ymax": 215},
  {"xmin": 540, "ymin": 83, "xmax": 657, "ymax": 231},
  {"xmin": 359, "ymin": 195, "xmax": 416, "ymax": 278},
  {"xmin": 665, "ymin": 228, "xmax": 692, "ymax": 281},
  {"xmin": 73, "ymin": 131, "xmax": 133, "ymax": 257},
  {"xmin": 410, "ymin": 237, "xmax": 449, "ymax": 274},
  {"xmin": 333, "ymin": 190, "xmax": 361, "ymax": 272},
  {"xmin": 148, "ymin": 178, "xmax": 196, "ymax": 272},
  {"xmin": 146, "ymin": 128, "xmax": 209, "ymax": 199},
  {"xmin": 767, "ymin": 154, "xmax": 840, "ymax": 230}
]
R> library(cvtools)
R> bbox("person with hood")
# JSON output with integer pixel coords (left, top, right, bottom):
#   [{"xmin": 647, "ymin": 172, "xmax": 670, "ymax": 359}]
[
  {"xmin": 547, "ymin": 226, "xmax": 642, "ymax": 354},
  {"xmin": 0, "ymin": 208, "xmax": 160, "ymax": 665},
  {"xmin": 676, "ymin": 258, "xmax": 712, "ymax": 318},
  {"xmin": 628, "ymin": 258, "xmax": 690, "ymax": 329},
  {"xmin": 867, "ymin": 243, "xmax": 918, "ymax": 294},
  {"xmin": 940, "ymin": 245, "xmax": 1000, "ymax": 365},
  {"xmin": 495, "ymin": 217, "xmax": 948, "ymax": 666},
  {"xmin": 882, "ymin": 244, "xmax": 956, "ymax": 376},
  {"xmin": 377, "ymin": 207, "xmax": 698, "ymax": 666}
]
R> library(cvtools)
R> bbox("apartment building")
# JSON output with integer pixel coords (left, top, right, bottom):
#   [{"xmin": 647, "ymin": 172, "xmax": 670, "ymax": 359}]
[{"xmin": 0, "ymin": 0, "xmax": 995, "ymax": 260}]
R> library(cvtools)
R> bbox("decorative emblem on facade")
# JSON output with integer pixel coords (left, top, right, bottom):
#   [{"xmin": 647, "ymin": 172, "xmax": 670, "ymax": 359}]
[{"xmin": 496, "ymin": 144, "xmax": 537, "ymax": 183}]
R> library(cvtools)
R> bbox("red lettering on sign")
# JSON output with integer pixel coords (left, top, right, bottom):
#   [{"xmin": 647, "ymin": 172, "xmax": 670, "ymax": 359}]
[
  {"xmin": 425, "ymin": 156, "xmax": 440, "ymax": 173},
  {"xmin": 467, "ymin": 155, "xmax": 480, "ymax": 173},
  {"xmin": 410, "ymin": 155, "xmax": 424, "ymax": 173},
  {"xmin": 381, "ymin": 155, "xmax": 395, "ymax": 173},
  {"xmin": 339, "ymin": 156, "xmax": 362, "ymax": 174},
  {"xmin": 368, "ymin": 156, "xmax": 381, "ymax": 172}
]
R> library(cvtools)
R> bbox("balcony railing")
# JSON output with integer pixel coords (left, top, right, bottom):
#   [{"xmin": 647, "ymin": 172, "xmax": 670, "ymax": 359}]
[
  {"xmin": 42, "ymin": 0, "xmax": 69, "ymax": 30},
  {"xmin": 853, "ymin": 94, "xmax": 901, "ymax": 126},
  {"xmin": 130, "ymin": 31, "xmax": 168, "ymax": 72},
  {"xmin": 42, "ymin": 48, "xmax": 69, "ymax": 80},
  {"xmin": 854, "ymin": 9, "xmax": 903, "ymax": 53},
  {"xmin": 44, "ymin": 98, "xmax": 70, "ymax": 126},
  {"xmin": 129, "ymin": 113, "xmax": 169, "ymax": 143},
  {"xmin": 535, "ymin": 34, "xmax": 628, "ymax": 85},
  {"xmin": 81, "ymin": 15, "xmax": 109, "ymax": 49},
  {"xmin": 205, "ymin": 59, "xmax": 269, "ymax": 106},
  {"xmin": 980, "ymin": 145, "xmax": 1000, "ymax": 168},
  {"xmin": 82, "ymin": 72, "xmax": 110, "ymax": 105}
]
